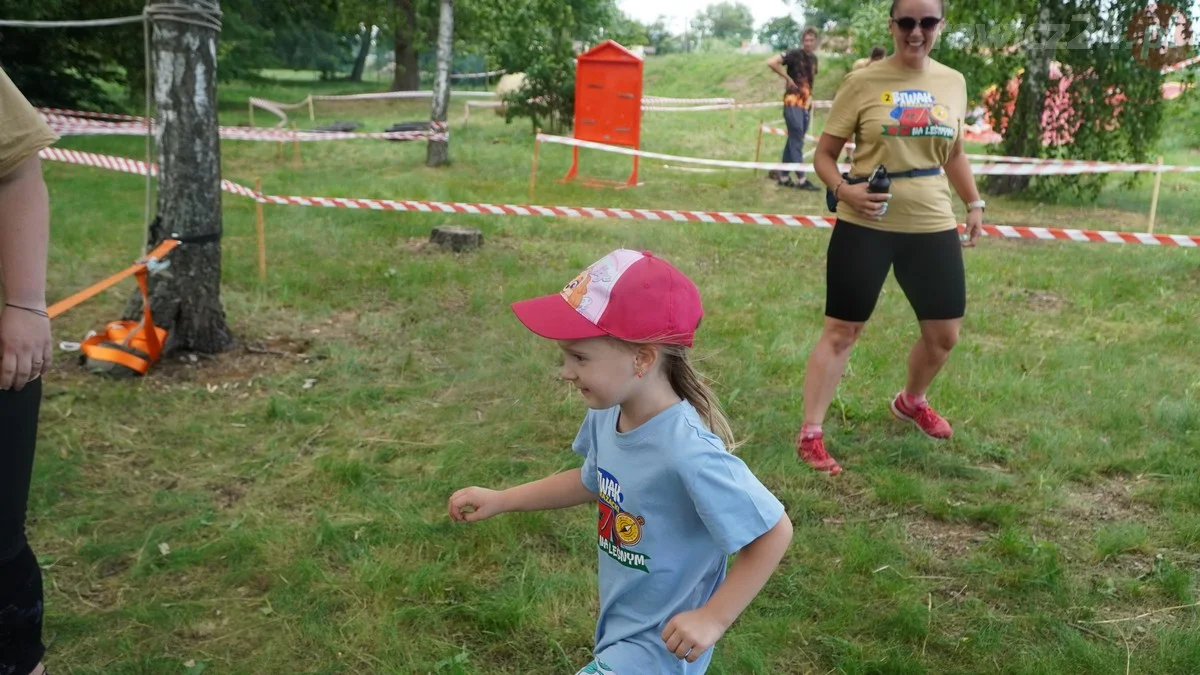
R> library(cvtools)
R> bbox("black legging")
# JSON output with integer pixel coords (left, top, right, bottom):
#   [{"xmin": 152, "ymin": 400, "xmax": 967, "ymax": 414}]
[{"xmin": 0, "ymin": 378, "xmax": 45, "ymax": 675}]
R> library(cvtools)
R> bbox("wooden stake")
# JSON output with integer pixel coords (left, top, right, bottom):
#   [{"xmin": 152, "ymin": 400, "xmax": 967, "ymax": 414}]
[
  {"xmin": 1148, "ymin": 155, "xmax": 1164, "ymax": 234},
  {"xmin": 728, "ymin": 101, "xmax": 735, "ymax": 128},
  {"xmin": 753, "ymin": 119, "xmax": 764, "ymax": 177},
  {"xmin": 307, "ymin": 94, "xmax": 315, "ymax": 122},
  {"xmin": 529, "ymin": 133, "xmax": 541, "ymax": 201},
  {"xmin": 255, "ymin": 178, "xmax": 267, "ymax": 282},
  {"xmin": 291, "ymin": 122, "xmax": 302, "ymax": 169},
  {"xmin": 249, "ymin": 100, "xmax": 255, "ymax": 127}
]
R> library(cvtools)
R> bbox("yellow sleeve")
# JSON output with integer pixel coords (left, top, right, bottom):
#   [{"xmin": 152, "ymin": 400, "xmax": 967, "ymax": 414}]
[
  {"xmin": 0, "ymin": 68, "xmax": 59, "ymax": 179},
  {"xmin": 822, "ymin": 72, "xmax": 862, "ymax": 140}
]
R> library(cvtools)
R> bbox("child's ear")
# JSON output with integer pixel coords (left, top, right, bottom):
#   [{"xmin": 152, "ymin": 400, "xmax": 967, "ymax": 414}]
[{"xmin": 634, "ymin": 343, "xmax": 660, "ymax": 371}]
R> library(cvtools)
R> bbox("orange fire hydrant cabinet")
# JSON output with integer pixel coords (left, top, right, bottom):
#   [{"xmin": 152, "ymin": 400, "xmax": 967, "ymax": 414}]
[{"xmin": 564, "ymin": 40, "xmax": 643, "ymax": 187}]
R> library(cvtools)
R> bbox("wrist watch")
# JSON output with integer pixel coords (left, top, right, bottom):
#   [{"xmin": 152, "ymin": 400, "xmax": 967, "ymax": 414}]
[{"xmin": 966, "ymin": 199, "xmax": 986, "ymax": 212}]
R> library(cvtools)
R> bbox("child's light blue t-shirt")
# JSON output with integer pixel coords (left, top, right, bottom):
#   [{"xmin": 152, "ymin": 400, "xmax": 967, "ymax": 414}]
[{"xmin": 572, "ymin": 400, "xmax": 785, "ymax": 674}]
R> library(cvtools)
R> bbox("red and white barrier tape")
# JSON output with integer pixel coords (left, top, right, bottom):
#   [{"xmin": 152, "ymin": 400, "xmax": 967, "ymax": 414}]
[
  {"xmin": 48, "ymin": 124, "xmax": 447, "ymax": 143},
  {"xmin": 36, "ymin": 147, "xmax": 260, "ymax": 196},
  {"xmin": 540, "ymin": 132, "xmax": 1200, "ymax": 175},
  {"xmin": 248, "ymin": 96, "xmax": 293, "ymax": 127},
  {"xmin": 1162, "ymin": 54, "xmax": 1200, "ymax": 74},
  {"xmin": 37, "ymin": 107, "xmax": 148, "ymax": 123},
  {"xmin": 251, "ymin": 91, "xmax": 496, "ymax": 126},
  {"xmin": 39, "ymin": 148, "xmax": 154, "ymax": 176},
  {"xmin": 36, "ymin": 148, "xmax": 1200, "ymax": 248},
  {"xmin": 45, "ymin": 115, "xmax": 448, "ymax": 142},
  {"xmin": 248, "ymin": 96, "xmax": 311, "ymax": 111}
]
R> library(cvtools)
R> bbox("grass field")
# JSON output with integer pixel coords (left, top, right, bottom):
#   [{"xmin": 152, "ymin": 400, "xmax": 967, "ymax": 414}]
[{"xmin": 33, "ymin": 53, "xmax": 1200, "ymax": 674}]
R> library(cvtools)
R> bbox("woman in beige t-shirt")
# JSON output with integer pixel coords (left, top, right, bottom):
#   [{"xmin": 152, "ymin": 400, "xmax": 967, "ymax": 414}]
[
  {"xmin": 0, "ymin": 65, "xmax": 57, "ymax": 675},
  {"xmin": 792, "ymin": 0, "xmax": 985, "ymax": 475}
]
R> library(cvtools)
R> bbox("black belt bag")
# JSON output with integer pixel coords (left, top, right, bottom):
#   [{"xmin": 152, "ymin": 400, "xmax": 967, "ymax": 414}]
[{"xmin": 826, "ymin": 167, "xmax": 944, "ymax": 212}]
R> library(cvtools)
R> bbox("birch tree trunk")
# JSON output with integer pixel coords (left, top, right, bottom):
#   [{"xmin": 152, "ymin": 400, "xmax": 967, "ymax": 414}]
[
  {"xmin": 127, "ymin": 0, "xmax": 233, "ymax": 354},
  {"xmin": 989, "ymin": 1, "xmax": 1054, "ymax": 195},
  {"xmin": 426, "ymin": 0, "xmax": 453, "ymax": 167}
]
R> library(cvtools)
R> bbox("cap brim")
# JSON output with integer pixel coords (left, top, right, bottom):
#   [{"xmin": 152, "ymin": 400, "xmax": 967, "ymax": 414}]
[{"xmin": 511, "ymin": 294, "xmax": 607, "ymax": 342}]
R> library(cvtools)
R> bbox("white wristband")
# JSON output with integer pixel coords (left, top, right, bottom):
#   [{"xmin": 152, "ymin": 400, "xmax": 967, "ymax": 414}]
[{"xmin": 966, "ymin": 199, "xmax": 986, "ymax": 211}]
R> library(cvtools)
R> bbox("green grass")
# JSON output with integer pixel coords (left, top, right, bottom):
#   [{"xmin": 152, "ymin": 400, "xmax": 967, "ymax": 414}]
[{"xmin": 33, "ymin": 54, "xmax": 1200, "ymax": 673}]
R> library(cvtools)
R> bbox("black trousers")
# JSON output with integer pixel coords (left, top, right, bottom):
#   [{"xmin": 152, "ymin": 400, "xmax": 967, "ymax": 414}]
[{"xmin": 0, "ymin": 379, "xmax": 45, "ymax": 675}]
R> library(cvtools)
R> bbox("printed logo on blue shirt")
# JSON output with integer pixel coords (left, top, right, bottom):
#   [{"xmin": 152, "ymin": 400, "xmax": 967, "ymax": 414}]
[{"xmin": 596, "ymin": 467, "xmax": 650, "ymax": 573}]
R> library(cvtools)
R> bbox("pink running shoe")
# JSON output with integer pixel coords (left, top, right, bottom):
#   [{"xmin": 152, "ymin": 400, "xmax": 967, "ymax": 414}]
[
  {"xmin": 796, "ymin": 430, "xmax": 843, "ymax": 475},
  {"xmin": 890, "ymin": 393, "xmax": 953, "ymax": 439}
]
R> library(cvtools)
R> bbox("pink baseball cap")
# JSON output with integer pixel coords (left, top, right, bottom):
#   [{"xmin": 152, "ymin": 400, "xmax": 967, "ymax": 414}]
[{"xmin": 511, "ymin": 249, "xmax": 704, "ymax": 347}]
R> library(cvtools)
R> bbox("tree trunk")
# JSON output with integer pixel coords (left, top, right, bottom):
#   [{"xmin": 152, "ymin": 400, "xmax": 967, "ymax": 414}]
[
  {"xmin": 349, "ymin": 24, "xmax": 372, "ymax": 82},
  {"xmin": 426, "ymin": 0, "xmax": 453, "ymax": 167},
  {"xmin": 126, "ymin": 0, "xmax": 233, "ymax": 355},
  {"xmin": 392, "ymin": 0, "xmax": 420, "ymax": 91},
  {"xmin": 989, "ymin": 2, "xmax": 1054, "ymax": 195}
]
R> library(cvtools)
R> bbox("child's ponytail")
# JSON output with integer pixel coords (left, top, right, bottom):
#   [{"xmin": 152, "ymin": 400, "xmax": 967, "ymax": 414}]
[{"xmin": 661, "ymin": 345, "xmax": 738, "ymax": 451}]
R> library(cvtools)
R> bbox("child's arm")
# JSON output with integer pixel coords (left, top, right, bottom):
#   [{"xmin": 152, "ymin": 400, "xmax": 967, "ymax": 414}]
[
  {"xmin": 661, "ymin": 513, "xmax": 793, "ymax": 662},
  {"xmin": 448, "ymin": 468, "xmax": 596, "ymax": 522}
]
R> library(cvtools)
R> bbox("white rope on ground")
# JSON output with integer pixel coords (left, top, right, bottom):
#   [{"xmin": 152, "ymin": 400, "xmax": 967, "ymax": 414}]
[
  {"xmin": 536, "ymin": 133, "xmax": 1200, "ymax": 175},
  {"xmin": 309, "ymin": 90, "xmax": 496, "ymax": 101},
  {"xmin": 643, "ymin": 96, "xmax": 735, "ymax": 105},
  {"xmin": 450, "ymin": 69, "xmax": 506, "ymax": 79},
  {"xmin": 641, "ymin": 100, "xmax": 831, "ymax": 112},
  {"xmin": 463, "ymin": 99, "xmax": 505, "ymax": 123}
]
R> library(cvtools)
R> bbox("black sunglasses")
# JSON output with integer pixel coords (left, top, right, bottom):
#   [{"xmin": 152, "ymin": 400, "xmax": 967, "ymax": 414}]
[{"xmin": 892, "ymin": 16, "xmax": 942, "ymax": 31}]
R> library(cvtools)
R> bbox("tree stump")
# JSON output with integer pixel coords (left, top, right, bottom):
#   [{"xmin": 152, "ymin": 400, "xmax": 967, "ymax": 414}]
[{"xmin": 430, "ymin": 226, "xmax": 482, "ymax": 252}]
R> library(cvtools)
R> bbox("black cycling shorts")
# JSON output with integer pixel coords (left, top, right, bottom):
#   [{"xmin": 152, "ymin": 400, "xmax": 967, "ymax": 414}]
[{"xmin": 825, "ymin": 219, "xmax": 966, "ymax": 323}]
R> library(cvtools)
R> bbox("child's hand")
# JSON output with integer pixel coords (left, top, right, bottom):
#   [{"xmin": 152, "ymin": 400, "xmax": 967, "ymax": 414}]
[
  {"xmin": 448, "ymin": 486, "xmax": 507, "ymax": 522},
  {"xmin": 661, "ymin": 607, "xmax": 728, "ymax": 663}
]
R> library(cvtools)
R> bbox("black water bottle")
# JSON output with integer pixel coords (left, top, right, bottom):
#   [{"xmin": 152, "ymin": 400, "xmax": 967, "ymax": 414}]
[
  {"xmin": 868, "ymin": 164, "xmax": 891, "ymax": 217},
  {"xmin": 868, "ymin": 164, "xmax": 891, "ymax": 194}
]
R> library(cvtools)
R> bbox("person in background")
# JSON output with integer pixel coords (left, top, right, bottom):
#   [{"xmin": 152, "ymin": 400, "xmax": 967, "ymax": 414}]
[
  {"xmin": 853, "ymin": 45, "xmax": 888, "ymax": 72},
  {"xmin": 0, "ymin": 65, "xmax": 58, "ymax": 675},
  {"xmin": 765, "ymin": 27, "xmax": 821, "ymax": 191}
]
